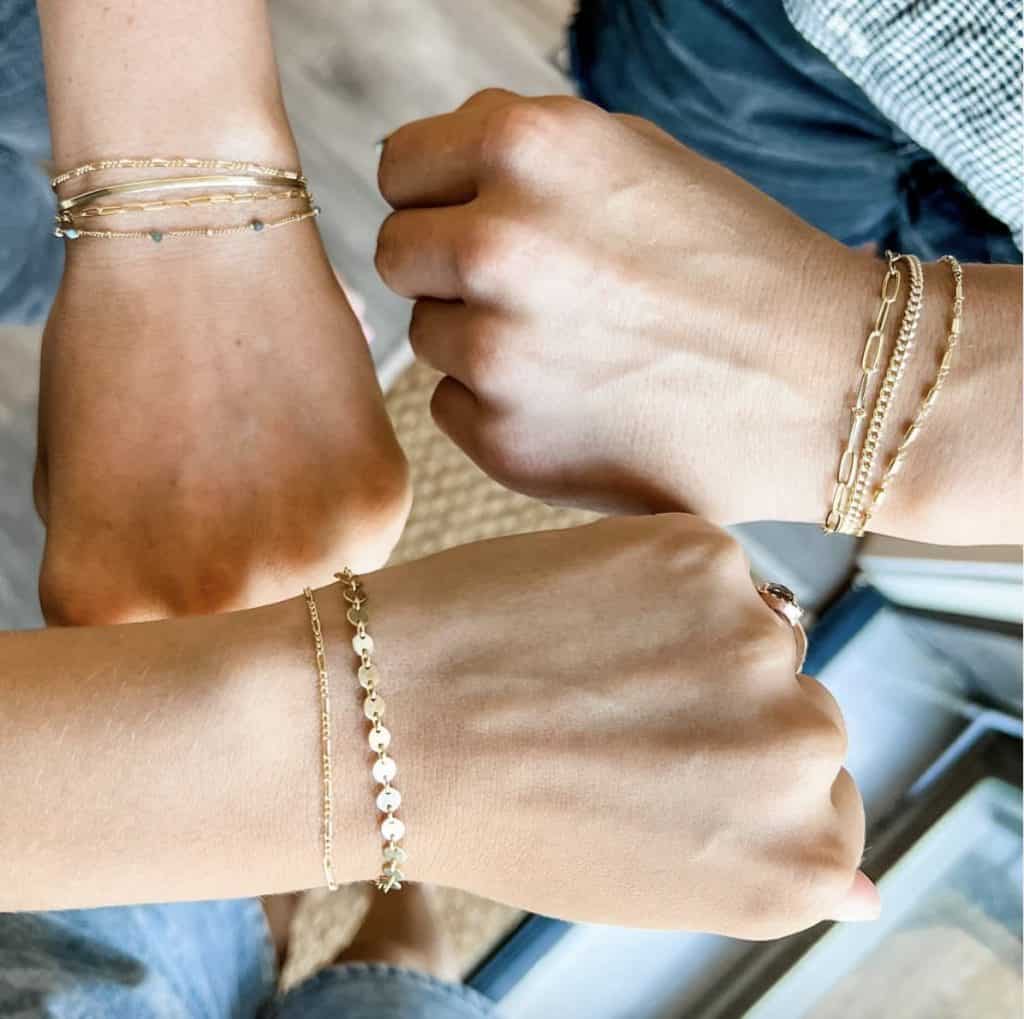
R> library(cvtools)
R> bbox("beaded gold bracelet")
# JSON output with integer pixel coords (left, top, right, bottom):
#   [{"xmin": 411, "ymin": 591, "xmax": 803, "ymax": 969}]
[
  {"xmin": 336, "ymin": 569, "xmax": 408, "ymax": 893},
  {"xmin": 857, "ymin": 255, "xmax": 964, "ymax": 534}
]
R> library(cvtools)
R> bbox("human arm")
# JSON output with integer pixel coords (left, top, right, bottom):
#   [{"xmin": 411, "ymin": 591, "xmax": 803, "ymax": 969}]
[
  {"xmin": 374, "ymin": 90, "xmax": 1022, "ymax": 545},
  {"xmin": 33, "ymin": 0, "xmax": 410, "ymax": 623},
  {"xmin": 0, "ymin": 515, "xmax": 875, "ymax": 938}
]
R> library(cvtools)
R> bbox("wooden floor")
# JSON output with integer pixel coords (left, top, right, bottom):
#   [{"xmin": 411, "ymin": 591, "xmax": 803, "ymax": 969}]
[{"xmin": 0, "ymin": 0, "xmax": 574, "ymax": 629}]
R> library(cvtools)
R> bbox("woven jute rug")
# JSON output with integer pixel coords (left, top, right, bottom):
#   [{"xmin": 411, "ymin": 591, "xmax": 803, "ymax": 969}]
[{"xmin": 283, "ymin": 360, "xmax": 596, "ymax": 985}]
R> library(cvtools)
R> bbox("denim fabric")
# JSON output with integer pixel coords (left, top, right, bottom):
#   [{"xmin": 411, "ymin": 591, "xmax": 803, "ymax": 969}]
[
  {"xmin": 0, "ymin": 0, "xmax": 62, "ymax": 324},
  {"xmin": 570, "ymin": 0, "xmax": 1022, "ymax": 265},
  {"xmin": 0, "ymin": 902, "xmax": 498, "ymax": 1018}
]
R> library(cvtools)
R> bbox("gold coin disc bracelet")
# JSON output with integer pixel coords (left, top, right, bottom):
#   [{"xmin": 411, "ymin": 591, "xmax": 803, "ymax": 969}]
[
  {"xmin": 49, "ymin": 156, "xmax": 318, "ymax": 243},
  {"xmin": 337, "ymin": 569, "xmax": 408, "ymax": 893}
]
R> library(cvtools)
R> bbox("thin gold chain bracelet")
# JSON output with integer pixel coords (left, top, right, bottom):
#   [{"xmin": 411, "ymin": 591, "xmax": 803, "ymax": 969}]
[
  {"xmin": 50, "ymin": 156, "xmax": 304, "ymax": 190},
  {"xmin": 303, "ymin": 588, "xmax": 339, "ymax": 892},
  {"xmin": 337, "ymin": 569, "xmax": 408, "ymax": 894},
  {"xmin": 842, "ymin": 252, "xmax": 925, "ymax": 534},
  {"xmin": 66, "ymin": 187, "xmax": 307, "ymax": 221},
  {"xmin": 858, "ymin": 255, "xmax": 964, "ymax": 534},
  {"xmin": 55, "ymin": 206, "xmax": 320, "ymax": 242},
  {"xmin": 823, "ymin": 253, "xmax": 902, "ymax": 533}
]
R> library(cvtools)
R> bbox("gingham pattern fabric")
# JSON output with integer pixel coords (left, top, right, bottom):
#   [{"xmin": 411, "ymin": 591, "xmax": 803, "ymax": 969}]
[{"xmin": 784, "ymin": 0, "xmax": 1023, "ymax": 248}]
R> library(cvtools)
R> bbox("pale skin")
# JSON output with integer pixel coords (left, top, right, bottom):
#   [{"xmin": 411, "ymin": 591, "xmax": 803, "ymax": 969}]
[
  {"xmin": 0, "ymin": 515, "xmax": 877, "ymax": 937},
  {"xmin": 376, "ymin": 90, "xmax": 1023, "ymax": 545}
]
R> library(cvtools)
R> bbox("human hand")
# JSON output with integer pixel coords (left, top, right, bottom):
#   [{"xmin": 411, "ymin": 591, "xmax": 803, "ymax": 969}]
[
  {"xmin": 371, "ymin": 514, "xmax": 876, "ymax": 938},
  {"xmin": 375, "ymin": 89, "xmax": 881, "ymax": 523},
  {"xmin": 35, "ymin": 229, "xmax": 410, "ymax": 624}
]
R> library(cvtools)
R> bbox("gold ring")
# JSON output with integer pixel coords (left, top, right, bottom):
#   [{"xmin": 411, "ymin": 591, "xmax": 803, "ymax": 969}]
[{"xmin": 757, "ymin": 582, "xmax": 808, "ymax": 672}]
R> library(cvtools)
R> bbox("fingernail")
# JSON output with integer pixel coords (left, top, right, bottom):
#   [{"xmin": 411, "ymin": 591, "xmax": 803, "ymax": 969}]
[
  {"xmin": 374, "ymin": 135, "xmax": 390, "ymax": 155},
  {"xmin": 829, "ymin": 870, "xmax": 881, "ymax": 922}
]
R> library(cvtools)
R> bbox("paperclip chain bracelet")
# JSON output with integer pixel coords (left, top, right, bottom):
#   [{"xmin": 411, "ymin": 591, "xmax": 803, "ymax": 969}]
[
  {"xmin": 842, "ymin": 252, "xmax": 925, "ymax": 534},
  {"xmin": 337, "ymin": 569, "xmax": 408, "ymax": 894},
  {"xmin": 858, "ymin": 255, "xmax": 964, "ymax": 534},
  {"xmin": 303, "ymin": 588, "xmax": 338, "ymax": 892},
  {"xmin": 823, "ymin": 253, "xmax": 902, "ymax": 533}
]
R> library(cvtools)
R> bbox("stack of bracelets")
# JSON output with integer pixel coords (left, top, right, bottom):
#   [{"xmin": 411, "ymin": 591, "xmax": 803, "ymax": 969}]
[
  {"xmin": 824, "ymin": 250, "xmax": 964, "ymax": 536},
  {"xmin": 49, "ymin": 156, "xmax": 320, "ymax": 242},
  {"xmin": 303, "ymin": 571, "xmax": 408, "ymax": 895}
]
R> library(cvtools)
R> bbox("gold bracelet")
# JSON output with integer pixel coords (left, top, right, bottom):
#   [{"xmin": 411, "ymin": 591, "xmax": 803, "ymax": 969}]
[
  {"xmin": 303, "ymin": 588, "xmax": 339, "ymax": 892},
  {"xmin": 337, "ymin": 569, "xmax": 408, "ymax": 894},
  {"xmin": 65, "ymin": 187, "xmax": 308, "ymax": 221},
  {"xmin": 858, "ymin": 256, "xmax": 964, "ymax": 533},
  {"xmin": 824, "ymin": 253, "xmax": 902, "ymax": 533},
  {"xmin": 50, "ymin": 156, "xmax": 304, "ymax": 190},
  {"xmin": 57, "ymin": 174, "xmax": 304, "ymax": 214},
  {"xmin": 55, "ymin": 205, "xmax": 320, "ymax": 242},
  {"xmin": 842, "ymin": 252, "xmax": 925, "ymax": 534}
]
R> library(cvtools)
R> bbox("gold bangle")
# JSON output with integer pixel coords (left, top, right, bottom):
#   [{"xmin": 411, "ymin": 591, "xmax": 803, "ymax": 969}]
[
  {"xmin": 824, "ymin": 253, "xmax": 902, "ymax": 533},
  {"xmin": 64, "ymin": 187, "xmax": 308, "ymax": 221},
  {"xmin": 57, "ymin": 174, "xmax": 303, "ymax": 213},
  {"xmin": 858, "ymin": 256, "xmax": 964, "ymax": 533},
  {"xmin": 303, "ymin": 588, "xmax": 338, "ymax": 892},
  {"xmin": 50, "ymin": 156, "xmax": 304, "ymax": 190},
  {"xmin": 842, "ymin": 252, "xmax": 925, "ymax": 535},
  {"xmin": 336, "ymin": 569, "xmax": 408, "ymax": 894}
]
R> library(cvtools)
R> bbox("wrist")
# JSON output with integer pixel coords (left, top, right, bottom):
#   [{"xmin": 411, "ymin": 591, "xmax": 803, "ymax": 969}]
[{"xmin": 354, "ymin": 560, "xmax": 468, "ymax": 891}]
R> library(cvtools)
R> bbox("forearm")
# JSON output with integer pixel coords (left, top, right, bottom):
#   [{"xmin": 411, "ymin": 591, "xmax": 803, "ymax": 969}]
[
  {"xmin": 38, "ymin": 0, "xmax": 296, "ymax": 167},
  {"xmin": 0, "ymin": 587, "xmax": 433, "ymax": 911}
]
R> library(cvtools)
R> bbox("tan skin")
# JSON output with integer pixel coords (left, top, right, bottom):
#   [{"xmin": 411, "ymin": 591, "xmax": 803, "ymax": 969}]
[
  {"xmin": 34, "ymin": 0, "xmax": 410, "ymax": 624},
  {"xmin": 0, "ymin": 515, "xmax": 876, "ymax": 938},
  {"xmin": 376, "ymin": 90, "xmax": 1022, "ymax": 545}
]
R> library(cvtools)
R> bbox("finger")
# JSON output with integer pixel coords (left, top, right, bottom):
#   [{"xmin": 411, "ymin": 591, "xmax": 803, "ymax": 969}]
[
  {"xmin": 430, "ymin": 375, "xmax": 489, "ymax": 465},
  {"xmin": 795, "ymin": 673, "xmax": 848, "ymax": 758},
  {"xmin": 826, "ymin": 767, "xmax": 868, "ymax": 908},
  {"xmin": 829, "ymin": 869, "xmax": 881, "ymax": 923},
  {"xmin": 410, "ymin": 299, "xmax": 508, "ymax": 395},
  {"xmin": 376, "ymin": 206, "xmax": 469, "ymax": 299},
  {"xmin": 379, "ymin": 88, "xmax": 521, "ymax": 209}
]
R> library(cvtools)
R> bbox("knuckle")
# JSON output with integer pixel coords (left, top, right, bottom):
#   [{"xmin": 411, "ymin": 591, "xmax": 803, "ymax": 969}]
[
  {"xmin": 453, "ymin": 218, "xmax": 523, "ymax": 293},
  {"xmin": 480, "ymin": 101, "xmax": 561, "ymax": 170},
  {"xmin": 39, "ymin": 556, "xmax": 136, "ymax": 625},
  {"xmin": 463, "ymin": 315, "xmax": 514, "ymax": 386}
]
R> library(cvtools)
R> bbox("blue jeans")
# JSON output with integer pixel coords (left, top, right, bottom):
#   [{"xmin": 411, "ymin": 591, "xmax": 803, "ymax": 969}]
[
  {"xmin": 0, "ymin": 0, "xmax": 61, "ymax": 324},
  {"xmin": 570, "ymin": 0, "xmax": 1021, "ymax": 265},
  {"xmin": 0, "ymin": 901, "xmax": 498, "ymax": 1018}
]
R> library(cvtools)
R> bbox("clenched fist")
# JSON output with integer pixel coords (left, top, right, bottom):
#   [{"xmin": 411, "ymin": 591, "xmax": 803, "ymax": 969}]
[
  {"xmin": 376, "ymin": 89, "xmax": 882, "ymax": 523},
  {"xmin": 36, "ymin": 226, "xmax": 410, "ymax": 624},
  {"xmin": 372, "ymin": 514, "xmax": 877, "ymax": 937}
]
